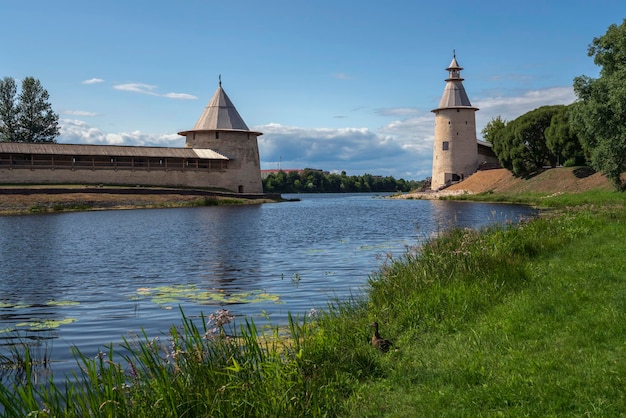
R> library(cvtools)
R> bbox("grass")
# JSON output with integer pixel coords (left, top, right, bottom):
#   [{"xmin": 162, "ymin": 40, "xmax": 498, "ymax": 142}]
[
  {"xmin": 341, "ymin": 204, "xmax": 626, "ymax": 416},
  {"xmin": 446, "ymin": 187, "xmax": 626, "ymax": 209},
  {"xmin": 1, "ymin": 190, "xmax": 625, "ymax": 416}
]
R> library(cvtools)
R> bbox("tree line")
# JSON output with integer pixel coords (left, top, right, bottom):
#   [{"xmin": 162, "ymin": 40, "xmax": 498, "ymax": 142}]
[
  {"xmin": 0, "ymin": 76, "xmax": 59, "ymax": 143},
  {"xmin": 263, "ymin": 169, "xmax": 423, "ymax": 193},
  {"xmin": 482, "ymin": 19, "xmax": 626, "ymax": 191}
]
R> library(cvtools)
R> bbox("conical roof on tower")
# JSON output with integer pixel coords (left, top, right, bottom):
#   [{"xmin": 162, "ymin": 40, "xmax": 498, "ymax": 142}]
[
  {"xmin": 432, "ymin": 54, "xmax": 478, "ymax": 111},
  {"xmin": 179, "ymin": 80, "xmax": 261, "ymax": 135}
]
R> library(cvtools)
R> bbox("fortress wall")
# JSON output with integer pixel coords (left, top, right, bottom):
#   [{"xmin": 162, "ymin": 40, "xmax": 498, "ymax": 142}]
[{"xmin": 0, "ymin": 167, "xmax": 234, "ymax": 190}]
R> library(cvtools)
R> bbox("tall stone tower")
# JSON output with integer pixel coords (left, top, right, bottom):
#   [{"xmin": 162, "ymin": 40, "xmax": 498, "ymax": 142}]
[
  {"xmin": 431, "ymin": 54, "xmax": 479, "ymax": 190},
  {"xmin": 178, "ymin": 80, "xmax": 263, "ymax": 194}
]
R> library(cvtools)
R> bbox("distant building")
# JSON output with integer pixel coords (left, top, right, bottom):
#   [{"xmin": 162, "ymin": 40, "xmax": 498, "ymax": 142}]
[
  {"xmin": 430, "ymin": 54, "xmax": 498, "ymax": 190},
  {"xmin": 0, "ymin": 81, "xmax": 263, "ymax": 194}
]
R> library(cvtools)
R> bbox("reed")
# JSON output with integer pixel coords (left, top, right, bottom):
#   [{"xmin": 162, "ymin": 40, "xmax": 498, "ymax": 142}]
[{"xmin": 0, "ymin": 310, "xmax": 341, "ymax": 417}]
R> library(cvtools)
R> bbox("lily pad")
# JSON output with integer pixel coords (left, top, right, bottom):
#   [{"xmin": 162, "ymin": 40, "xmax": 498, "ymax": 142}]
[
  {"xmin": 46, "ymin": 300, "xmax": 80, "ymax": 307},
  {"xmin": 0, "ymin": 300, "xmax": 80, "ymax": 309},
  {"xmin": 134, "ymin": 284, "xmax": 282, "ymax": 307},
  {"xmin": 16, "ymin": 318, "xmax": 77, "ymax": 330}
]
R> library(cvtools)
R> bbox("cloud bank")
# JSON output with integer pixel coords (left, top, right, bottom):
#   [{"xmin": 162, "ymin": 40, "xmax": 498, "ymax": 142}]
[{"xmin": 59, "ymin": 119, "xmax": 184, "ymax": 147}]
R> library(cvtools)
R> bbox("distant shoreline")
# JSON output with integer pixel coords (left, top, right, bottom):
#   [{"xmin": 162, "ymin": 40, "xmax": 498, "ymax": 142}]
[{"xmin": 0, "ymin": 185, "xmax": 283, "ymax": 215}]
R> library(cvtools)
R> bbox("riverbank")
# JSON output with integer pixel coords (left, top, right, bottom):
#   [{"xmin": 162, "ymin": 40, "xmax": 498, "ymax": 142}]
[{"xmin": 0, "ymin": 185, "xmax": 284, "ymax": 215}]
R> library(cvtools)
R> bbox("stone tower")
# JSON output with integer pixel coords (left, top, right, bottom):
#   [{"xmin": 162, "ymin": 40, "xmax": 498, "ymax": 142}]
[
  {"xmin": 178, "ymin": 80, "xmax": 263, "ymax": 193},
  {"xmin": 431, "ymin": 54, "xmax": 479, "ymax": 190}
]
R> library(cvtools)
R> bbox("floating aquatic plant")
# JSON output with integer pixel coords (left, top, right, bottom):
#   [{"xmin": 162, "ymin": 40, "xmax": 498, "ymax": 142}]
[
  {"xmin": 45, "ymin": 300, "xmax": 80, "ymax": 307},
  {"xmin": 0, "ymin": 300, "xmax": 80, "ymax": 309},
  {"xmin": 132, "ymin": 284, "xmax": 281, "ymax": 308},
  {"xmin": 15, "ymin": 318, "xmax": 77, "ymax": 330}
]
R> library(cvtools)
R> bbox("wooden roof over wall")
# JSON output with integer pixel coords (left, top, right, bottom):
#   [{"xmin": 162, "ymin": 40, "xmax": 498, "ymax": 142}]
[{"xmin": 0, "ymin": 143, "xmax": 228, "ymax": 160}]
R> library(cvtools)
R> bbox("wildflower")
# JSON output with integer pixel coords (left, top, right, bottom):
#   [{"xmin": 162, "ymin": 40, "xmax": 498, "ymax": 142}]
[{"xmin": 208, "ymin": 309, "xmax": 234, "ymax": 327}]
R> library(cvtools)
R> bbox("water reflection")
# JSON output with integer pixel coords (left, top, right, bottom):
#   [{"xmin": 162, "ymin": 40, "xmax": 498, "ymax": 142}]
[{"xmin": 429, "ymin": 200, "xmax": 528, "ymax": 231}]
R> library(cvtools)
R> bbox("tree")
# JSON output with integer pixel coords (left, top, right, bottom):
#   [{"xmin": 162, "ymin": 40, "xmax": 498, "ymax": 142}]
[
  {"xmin": 571, "ymin": 19, "xmax": 626, "ymax": 190},
  {"xmin": 488, "ymin": 107, "xmax": 560, "ymax": 178},
  {"xmin": 481, "ymin": 115, "xmax": 507, "ymax": 144},
  {"xmin": 17, "ymin": 77, "xmax": 59, "ymax": 143},
  {"xmin": 0, "ymin": 76, "xmax": 59, "ymax": 143},
  {"xmin": 0, "ymin": 77, "xmax": 19, "ymax": 142},
  {"xmin": 261, "ymin": 169, "xmax": 420, "ymax": 193},
  {"xmin": 544, "ymin": 105, "xmax": 586, "ymax": 167}
]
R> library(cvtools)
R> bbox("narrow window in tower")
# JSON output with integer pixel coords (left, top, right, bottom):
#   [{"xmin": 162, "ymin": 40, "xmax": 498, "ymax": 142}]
[
  {"xmin": 442, "ymin": 141, "xmax": 449, "ymax": 150},
  {"xmin": 456, "ymin": 109, "xmax": 460, "ymax": 112},
  {"xmin": 216, "ymin": 132, "xmax": 220, "ymax": 139},
  {"xmin": 448, "ymin": 121, "xmax": 451, "ymax": 125}
]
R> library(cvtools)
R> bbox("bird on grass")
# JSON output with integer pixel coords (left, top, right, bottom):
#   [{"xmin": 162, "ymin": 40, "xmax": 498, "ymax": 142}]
[{"xmin": 370, "ymin": 321, "xmax": 393, "ymax": 352}]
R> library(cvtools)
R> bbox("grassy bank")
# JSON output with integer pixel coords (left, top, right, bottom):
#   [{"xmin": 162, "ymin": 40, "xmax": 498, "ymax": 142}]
[
  {"xmin": 340, "ymin": 202, "xmax": 626, "ymax": 416},
  {"xmin": 1, "ymin": 192, "xmax": 625, "ymax": 416},
  {"xmin": 443, "ymin": 187, "xmax": 626, "ymax": 209}
]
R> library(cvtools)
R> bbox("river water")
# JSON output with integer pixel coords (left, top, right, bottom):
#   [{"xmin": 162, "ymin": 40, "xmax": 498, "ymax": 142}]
[{"xmin": 0, "ymin": 193, "xmax": 536, "ymax": 382}]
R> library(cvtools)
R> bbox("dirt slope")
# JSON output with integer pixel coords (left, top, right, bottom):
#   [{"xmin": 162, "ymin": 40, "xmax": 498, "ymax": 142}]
[{"xmin": 445, "ymin": 167, "xmax": 613, "ymax": 194}]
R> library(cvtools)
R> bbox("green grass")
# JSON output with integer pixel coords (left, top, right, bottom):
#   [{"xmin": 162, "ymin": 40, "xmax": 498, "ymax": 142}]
[
  {"xmin": 1, "ymin": 190, "xmax": 625, "ymax": 416},
  {"xmin": 447, "ymin": 187, "xmax": 626, "ymax": 209},
  {"xmin": 338, "ymin": 205, "xmax": 626, "ymax": 416}
]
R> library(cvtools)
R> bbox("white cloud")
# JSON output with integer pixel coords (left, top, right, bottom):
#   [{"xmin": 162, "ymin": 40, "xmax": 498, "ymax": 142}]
[
  {"xmin": 113, "ymin": 83, "xmax": 198, "ymax": 100},
  {"xmin": 256, "ymin": 123, "xmax": 427, "ymax": 179},
  {"xmin": 475, "ymin": 86, "xmax": 576, "ymax": 133},
  {"xmin": 163, "ymin": 92, "xmax": 197, "ymax": 100},
  {"xmin": 113, "ymin": 83, "xmax": 159, "ymax": 95},
  {"xmin": 82, "ymin": 78, "xmax": 105, "ymax": 85},
  {"xmin": 58, "ymin": 119, "xmax": 184, "ymax": 147}
]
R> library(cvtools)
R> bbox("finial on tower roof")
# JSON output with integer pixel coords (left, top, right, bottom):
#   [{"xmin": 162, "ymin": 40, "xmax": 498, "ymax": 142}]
[
  {"xmin": 219, "ymin": 74, "xmax": 222, "ymax": 87},
  {"xmin": 453, "ymin": 49, "xmax": 456, "ymax": 59}
]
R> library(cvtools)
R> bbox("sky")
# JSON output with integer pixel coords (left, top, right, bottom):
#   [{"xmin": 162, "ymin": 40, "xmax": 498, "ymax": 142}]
[{"xmin": 1, "ymin": 1, "xmax": 623, "ymax": 180}]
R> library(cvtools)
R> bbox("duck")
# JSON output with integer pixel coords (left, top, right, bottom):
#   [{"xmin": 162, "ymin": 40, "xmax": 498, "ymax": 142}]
[{"xmin": 370, "ymin": 321, "xmax": 393, "ymax": 352}]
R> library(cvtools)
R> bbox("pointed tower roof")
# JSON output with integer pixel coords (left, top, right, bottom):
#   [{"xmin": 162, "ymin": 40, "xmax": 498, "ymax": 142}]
[
  {"xmin": 178, "ymin": 79, "xmax": 261, "ymax": 135},
  {"xmin": 432, "ymin": 53, "xmax": 478, "ymax": 112}
]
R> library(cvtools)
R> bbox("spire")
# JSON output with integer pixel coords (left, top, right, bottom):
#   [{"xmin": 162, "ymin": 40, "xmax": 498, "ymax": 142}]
[
  {"xmin": 191, "ymin": 81, "xmax": 250, "ymax": 131},
  {"xmin": 432, "ymin": 52, "xmax": 477, "ymax": 111}
]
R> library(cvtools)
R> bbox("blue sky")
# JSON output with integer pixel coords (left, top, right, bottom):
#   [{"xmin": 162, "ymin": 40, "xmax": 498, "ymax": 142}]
[{"xmin": 2, "ymin": 1, "xmax": 623, "ymax": 180}]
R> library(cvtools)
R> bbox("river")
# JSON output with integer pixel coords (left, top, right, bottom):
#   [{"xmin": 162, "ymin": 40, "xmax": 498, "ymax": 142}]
[{"xmin": 0, "ymin": 193, "xmax": 536, "ymax": 382}]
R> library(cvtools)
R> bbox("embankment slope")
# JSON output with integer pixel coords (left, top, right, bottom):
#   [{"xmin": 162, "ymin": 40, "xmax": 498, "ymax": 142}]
[{"xmin": 445, "ymin": 167, "xmax": 612, "ymax": 194}]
